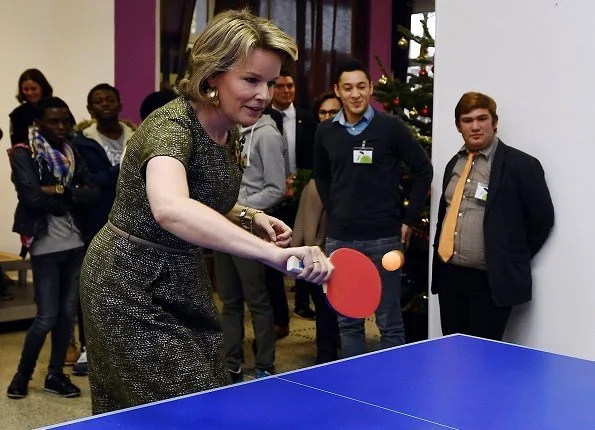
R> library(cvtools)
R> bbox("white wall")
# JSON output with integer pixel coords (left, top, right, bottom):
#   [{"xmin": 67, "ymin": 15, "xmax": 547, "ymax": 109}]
[
  {"xmin": 0, "ymin": 0, "xmax": 115, "ymax": 254},
  {"xmin": 431, "ymin": 0, "xmax": 595, "ymax": 360}
]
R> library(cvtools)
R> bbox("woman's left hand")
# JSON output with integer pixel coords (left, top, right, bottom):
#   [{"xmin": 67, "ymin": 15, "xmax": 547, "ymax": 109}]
[{"xmin": 252, "ymin": 213, "xmax": 292, "ymax": 248}]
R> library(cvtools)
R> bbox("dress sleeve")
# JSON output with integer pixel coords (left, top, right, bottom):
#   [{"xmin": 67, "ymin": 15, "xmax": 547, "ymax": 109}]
[{"xmin": 138, "ymin": 116, "xmax": 193, "ymax": 173}]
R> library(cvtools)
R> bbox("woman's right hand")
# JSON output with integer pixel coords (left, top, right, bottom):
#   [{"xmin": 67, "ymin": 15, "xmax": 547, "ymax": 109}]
[{"xmin": 269, "ymin": 246, "xmax": 334, "ymax": 285}]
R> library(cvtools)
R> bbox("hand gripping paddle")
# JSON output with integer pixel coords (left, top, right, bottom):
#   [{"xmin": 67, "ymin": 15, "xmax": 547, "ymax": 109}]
[{"xmin": 287, "ymin": 248, "xmax": 382, "ymax": 318}]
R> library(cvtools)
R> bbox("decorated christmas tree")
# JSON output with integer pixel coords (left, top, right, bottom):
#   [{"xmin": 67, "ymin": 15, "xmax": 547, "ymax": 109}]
[{"xmin": 373, "ymin": 14, "xmax": 435, "ymax": 342}]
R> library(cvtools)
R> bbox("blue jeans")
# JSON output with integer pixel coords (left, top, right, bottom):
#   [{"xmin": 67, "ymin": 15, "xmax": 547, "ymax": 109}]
[
  {"xmin": 326, "ymin": 236, "xmax": 405, "ymax": 358},
  {"xmin": 17, "ymin": 247, "xmax": 84, "ymax": 376}
]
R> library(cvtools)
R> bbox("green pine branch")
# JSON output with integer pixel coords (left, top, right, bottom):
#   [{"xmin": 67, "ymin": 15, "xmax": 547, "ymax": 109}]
[{"xmin": 396, "ymin": 13, "xmax": 435, "ymax": 47}]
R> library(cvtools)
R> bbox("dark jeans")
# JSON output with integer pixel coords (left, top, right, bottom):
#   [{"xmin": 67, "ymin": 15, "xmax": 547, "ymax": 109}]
[
  {"xmin": 17, "ymin": 247, "xmax": 84, "ymax": 376},
  {"xmin": 214, "ymin": 252, "xmax": 275, "ymax": 371},
  {"xmin": 327, "ymin": 236, "xmax": 405, "ymax": 358},
  {"xmin": 438, "ymin": 263, "xmax": 512, "ymax": 341}
]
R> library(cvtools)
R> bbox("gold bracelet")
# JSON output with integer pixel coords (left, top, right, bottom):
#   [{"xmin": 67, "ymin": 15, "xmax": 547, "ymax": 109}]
[{"xmin": 249, "ymin": 210, "xmax": 264, "ymax": 234}]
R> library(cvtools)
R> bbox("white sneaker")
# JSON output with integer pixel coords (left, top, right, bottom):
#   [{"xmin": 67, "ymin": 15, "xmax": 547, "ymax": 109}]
[{"xmin": 72, "ymin": 347, "xmax": 88, "ymax": 376}]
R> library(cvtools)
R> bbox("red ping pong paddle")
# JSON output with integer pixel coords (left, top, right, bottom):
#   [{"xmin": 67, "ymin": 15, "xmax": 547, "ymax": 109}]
[{"xmin": 287, "ymin": 248, "xmax": 382, "ymax": 318}]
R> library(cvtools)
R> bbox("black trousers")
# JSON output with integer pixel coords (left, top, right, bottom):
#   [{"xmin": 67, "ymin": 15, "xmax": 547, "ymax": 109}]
[
  {"xmin": 265, "ymin": 266, "xmax": 289, "ymax": 327},
  {"xmin": 310, "ymin": 282, "xmax": 339, "ymax": 363},
  {"xmin": 437, "ymin": 263, "xmax": 511, "ymax": 341},
  {"xmin": 294, "ymin": 279, "xmax": 316, "ymax": 312}
]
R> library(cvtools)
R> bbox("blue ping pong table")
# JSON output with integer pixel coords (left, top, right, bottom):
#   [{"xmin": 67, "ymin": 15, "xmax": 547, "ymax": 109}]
[{"xmin": 44, "ymin": 334, "xmax": 595, "ymax": 429}]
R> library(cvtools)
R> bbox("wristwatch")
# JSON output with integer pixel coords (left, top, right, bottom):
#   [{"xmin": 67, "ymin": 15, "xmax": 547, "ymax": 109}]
[
  {"xmin": 54, "ymin": 184, "xmax": 65, "ymax": 195},
  {"xmin": 239, "ymin": 207, "xmax": 250, "ymax": 230}
]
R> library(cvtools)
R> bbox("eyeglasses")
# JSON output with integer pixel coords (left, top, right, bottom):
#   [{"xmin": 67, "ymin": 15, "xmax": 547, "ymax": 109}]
[{"xmin": 319, "ymin": 109, "xmax": 340, "ymax": 117}]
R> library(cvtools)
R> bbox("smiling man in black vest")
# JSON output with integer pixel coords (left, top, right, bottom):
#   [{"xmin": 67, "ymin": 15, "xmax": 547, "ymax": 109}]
[{"xmin": 314, "ymin": 58, "xmax": 433, "ymax": 357}]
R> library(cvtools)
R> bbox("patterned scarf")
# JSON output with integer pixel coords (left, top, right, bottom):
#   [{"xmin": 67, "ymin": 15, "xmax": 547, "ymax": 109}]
[{"xmin": 31, "ymin": 127, "xmax": 76, "ymax": 186}]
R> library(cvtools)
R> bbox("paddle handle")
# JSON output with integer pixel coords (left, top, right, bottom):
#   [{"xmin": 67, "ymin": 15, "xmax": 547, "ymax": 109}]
[
  {"xmin": 286, "ymin": 256, "xmax": 328, "ymax": 293},
  {"xmin": 286, "ymin": 256, "xmax": 304, "ymax": 273}
]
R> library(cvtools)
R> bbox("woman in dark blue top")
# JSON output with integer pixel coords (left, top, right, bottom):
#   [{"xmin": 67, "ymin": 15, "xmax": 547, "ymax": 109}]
[{"xmin": 9, "ymin": 69, "xmax": 53, "ymax": 145}]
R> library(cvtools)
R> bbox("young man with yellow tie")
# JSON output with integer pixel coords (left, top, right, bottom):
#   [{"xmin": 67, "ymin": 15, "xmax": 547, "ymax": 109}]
[{"xmin": 432, "ymin": 92, "xmax": 554, "ymax": 341}]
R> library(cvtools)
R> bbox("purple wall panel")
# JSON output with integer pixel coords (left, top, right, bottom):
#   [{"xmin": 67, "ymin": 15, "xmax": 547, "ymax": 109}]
[
  {"xmin": 368, "ymin": 0, "xmax": 392, "ymax": 108},
  {"xmin": 115, "ymin": 0, "xmax": 157, "ymax": 125}
]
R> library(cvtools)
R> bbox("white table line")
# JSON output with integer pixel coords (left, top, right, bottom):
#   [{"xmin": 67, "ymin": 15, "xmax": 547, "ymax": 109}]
[{"xmin": 277, "ymin": 377, "xmax": 460, "ymax": 430}]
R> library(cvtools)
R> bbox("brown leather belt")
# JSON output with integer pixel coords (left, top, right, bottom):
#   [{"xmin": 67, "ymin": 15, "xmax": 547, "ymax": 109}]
[{"xmin": 106, "ymin": 221, "xmax": 199, "ymax": 255}]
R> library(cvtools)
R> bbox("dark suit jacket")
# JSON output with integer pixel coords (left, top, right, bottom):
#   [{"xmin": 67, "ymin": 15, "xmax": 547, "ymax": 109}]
[
  {"xmin": 294, "ymin": 106, "xmax": 317, "ymax": 170},
  {"xmin": 264, "ymin": 106, "xmax": 284, "ymax": 135},
  {"xmin": 431, "ymin": 140, "xmax": 554, "ymax": 307},
  {"xmin": 71, "ymin": 130, "xmax": 120, "ymax": 241}
]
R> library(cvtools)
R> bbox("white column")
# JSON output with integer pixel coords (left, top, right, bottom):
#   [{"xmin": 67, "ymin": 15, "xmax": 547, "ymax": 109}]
[{"xmin": 431, "ymin": 0, "xmax": 595, "ymax": 359}]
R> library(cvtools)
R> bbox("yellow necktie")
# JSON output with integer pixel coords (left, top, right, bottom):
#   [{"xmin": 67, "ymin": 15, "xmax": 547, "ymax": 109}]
[{"xmin": 438, "ymin": 152, "xmax": 477, "ymax": 262}]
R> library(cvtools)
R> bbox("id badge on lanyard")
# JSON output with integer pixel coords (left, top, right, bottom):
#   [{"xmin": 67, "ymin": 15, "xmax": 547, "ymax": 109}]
[{"xmin": 353, "ymin": 139, "xmax": 373, "ymax": 164}]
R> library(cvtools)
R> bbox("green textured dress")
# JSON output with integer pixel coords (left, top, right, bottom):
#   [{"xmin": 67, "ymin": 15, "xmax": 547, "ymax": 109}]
[{"xmin": 80, "ymin": 97, "xmax": 242, "ymax": 414}]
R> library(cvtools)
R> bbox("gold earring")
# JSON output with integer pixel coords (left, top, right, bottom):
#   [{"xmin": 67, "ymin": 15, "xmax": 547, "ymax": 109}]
[{"xmin": 208, "ymin": 88, "xmax": 219, "ymax": 106}]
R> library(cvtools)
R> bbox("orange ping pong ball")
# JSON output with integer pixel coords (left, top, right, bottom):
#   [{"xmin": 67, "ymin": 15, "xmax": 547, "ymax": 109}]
[{"xmin": 382, "ymin": 250, "xmax": 404, "ymax": 271}]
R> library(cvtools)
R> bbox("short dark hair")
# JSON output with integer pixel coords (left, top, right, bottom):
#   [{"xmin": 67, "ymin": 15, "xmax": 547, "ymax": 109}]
[
  {"xmin": 16, "ymin": 69, "xmax": 53, "ymax": 103},
  {"xmin": 333, "ymin": 57, "xmax": 371, "ymax": 85},
  {"xmin": 87, "ymin": 83, "xmax": 121, "ymax": 105},
  {"xmin": 277, "ymin": 66, "xmax": 297, "ymax": 82},
  {"xmin": 34, "ymin": 97, "xmax": 70, "ymax": 120},
  {"xmin": 139, "ymin": 89, "xmax": 177, "ymax": 120},
  {"xmin": 312, "ymin": 91, "xmax": 341, "ymax": 123}
]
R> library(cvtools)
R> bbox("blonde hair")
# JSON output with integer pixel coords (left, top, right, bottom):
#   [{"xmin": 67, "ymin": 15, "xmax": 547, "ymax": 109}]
[{"xmin": 178, "ymin": 9, "xmax": 298, "ymax": 103}]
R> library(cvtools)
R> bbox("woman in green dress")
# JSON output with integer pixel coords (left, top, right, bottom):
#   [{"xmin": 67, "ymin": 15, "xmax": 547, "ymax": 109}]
[{"xmin": 80, "ymin": 9, "xmax": 333, "ymax": 414}]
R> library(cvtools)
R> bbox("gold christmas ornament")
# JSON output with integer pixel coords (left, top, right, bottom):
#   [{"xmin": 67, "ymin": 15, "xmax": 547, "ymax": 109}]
[
  {"xmin": 398, "ymin": 37, "xmax": 409, "ymax": 49},
  {"xmin": 378, "ymin": 75, "xmax": 388, "ymax": 85},
  {"xmin": 409, "ymin": 108, "xmax": 419, "ymax": 120}
]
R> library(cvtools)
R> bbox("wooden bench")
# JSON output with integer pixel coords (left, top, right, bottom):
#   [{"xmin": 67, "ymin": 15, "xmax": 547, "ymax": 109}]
[{"xmin": 0, "ymin": 251, "xmax": 31, "ymax": 286}]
